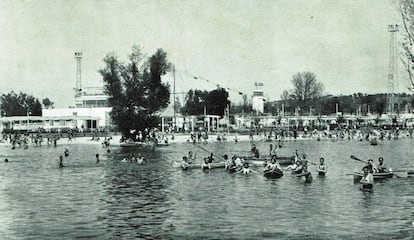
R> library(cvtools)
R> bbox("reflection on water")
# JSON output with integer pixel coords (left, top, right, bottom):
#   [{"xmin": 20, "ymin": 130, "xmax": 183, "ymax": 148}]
[{"xmin": 0, "ymin": 138, "xmax": 413, "ymax": 239}]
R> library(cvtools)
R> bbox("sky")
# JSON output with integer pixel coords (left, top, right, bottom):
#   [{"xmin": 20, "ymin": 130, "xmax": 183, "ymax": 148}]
[{"xmin": 0, "ymin": 0, "xmax": 406, "ymax": 108}]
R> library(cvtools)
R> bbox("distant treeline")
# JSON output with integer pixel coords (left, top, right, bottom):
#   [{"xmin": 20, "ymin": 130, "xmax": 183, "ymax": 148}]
[{"xmin": 230, "ymin": 93, "xmax": 414, "ymax": 116}]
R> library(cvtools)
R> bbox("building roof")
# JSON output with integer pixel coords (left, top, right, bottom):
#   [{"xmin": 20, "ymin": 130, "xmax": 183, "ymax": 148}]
[{"xmin": 0, "ymin": 116, "xmax": 100, "ymax": 122}]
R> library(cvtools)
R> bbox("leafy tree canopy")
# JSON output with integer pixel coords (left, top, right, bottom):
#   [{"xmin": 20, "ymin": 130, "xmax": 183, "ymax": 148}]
[
  {"xmin": 100, "ymin": 46, "xmax": 171, "ymax": 139},
  {"xmin": 0, "ymin": 91, "xmax": 42, "ymax": 116},
  {"xmin": 42, "ymin": 98, "xmax": 54, "ymax": 109},
  {"xmin": 181, "ymin": 88, "xmax": 230, "ymax": 116}
]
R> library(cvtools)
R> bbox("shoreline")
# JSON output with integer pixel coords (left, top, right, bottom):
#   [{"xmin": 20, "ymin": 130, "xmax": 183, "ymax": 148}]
[{"xmin": 1, "ymin": 131, "xmax": 411, "ymax": 148}]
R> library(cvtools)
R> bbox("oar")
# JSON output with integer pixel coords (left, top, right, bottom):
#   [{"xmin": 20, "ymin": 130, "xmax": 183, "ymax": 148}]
[
  {"xmin": 350, "ymin": 155, "xmax": 368, "ymax": 164},
  {"xmin": 197, "ymin": 145, "xmax": 225, "ymax": 161},
  {"xmin": 393, "ymin": 171, "xmax": 408, "ymax": 178}
]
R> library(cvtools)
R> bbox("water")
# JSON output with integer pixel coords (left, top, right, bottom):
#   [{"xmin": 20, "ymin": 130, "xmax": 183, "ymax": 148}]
[{"xmin": 0, "ymin": 138, "xmax": 414, "ymax": 239}]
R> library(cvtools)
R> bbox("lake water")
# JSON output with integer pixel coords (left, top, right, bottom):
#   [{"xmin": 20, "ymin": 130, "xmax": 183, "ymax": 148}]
[{"xmin": 0, "ymin": 137, "xmax": 414, "ymax": 239}]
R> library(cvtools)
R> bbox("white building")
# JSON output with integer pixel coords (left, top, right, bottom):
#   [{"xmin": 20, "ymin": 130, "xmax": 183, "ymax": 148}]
[{"xmin": 252, "ymin": 89, "xmax": 264, "ymax": 113}]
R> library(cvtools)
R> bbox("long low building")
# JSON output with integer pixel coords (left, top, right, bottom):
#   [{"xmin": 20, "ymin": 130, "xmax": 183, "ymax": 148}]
[{"xmin": 0, "ymin": 115, "xmax": 101, "ymax": 133}]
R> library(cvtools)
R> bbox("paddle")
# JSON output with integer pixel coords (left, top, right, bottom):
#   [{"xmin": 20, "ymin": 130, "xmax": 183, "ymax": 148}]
[
  {"xmin": 350, "ymin": 155, "xmax": 368, "ymax": 164},
  {"xmin": 393, "ymin": 172, "xmax": 408, "ymax": 178},
  {"xmin": 197, "ymin": 145, "xmax": 225, "ymax": 161}
]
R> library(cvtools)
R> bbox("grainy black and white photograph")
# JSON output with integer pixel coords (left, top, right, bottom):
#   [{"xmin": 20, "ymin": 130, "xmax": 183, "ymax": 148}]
[{"xmin": 1, "ymin": 0, "xmax": 414, "ymax": 239}]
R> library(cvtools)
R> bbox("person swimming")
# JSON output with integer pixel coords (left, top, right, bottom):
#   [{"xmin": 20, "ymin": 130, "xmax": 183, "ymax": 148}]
[
  {"xmin": 4, "ymin": 158, "xmax": 8, "ymax": 163},
  {"xmin": 237, "ymin": 162, "xmax": 255, "ymax": 175},
  {"xmin": 64, "ymin": 148, "xmax": 69, "ymax": 157}
]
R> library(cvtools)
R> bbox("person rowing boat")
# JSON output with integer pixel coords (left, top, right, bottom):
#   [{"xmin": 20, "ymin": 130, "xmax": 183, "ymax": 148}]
[
  {"xmin": 363, "ymin": 159, "xmax": 377, "ymax": 173},
  {"xmin": 377, "ymin": 157, "xmax": 390, "ymax": 173},
  {"xmin": 264, "ymin": 155, "xmax": 282, "ymax": 172}
]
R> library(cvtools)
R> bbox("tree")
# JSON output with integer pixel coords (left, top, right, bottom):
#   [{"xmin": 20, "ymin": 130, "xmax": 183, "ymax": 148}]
[
  {"xmin": 0, "ymin": 91, "xmax": 42, "ymax": 116},
  {"xmin": 181, "ymin": 88, "xmax": 230, "ymax": 116},
  {"xmin": 42, "ymin": 98, "xmax": 54, "ymax": 109},
  {"xmin": 288, "ymin": 72, "xmax": 324, "ymax": 114},
  {"xmin": 100, "ymin": 46, "xmax": 171, "ymax": 139},
  {"xmin": 204, "ymin": 88, "xmax": 230, "ymax": 116},
  {"xmin": 399, "ymin": 0, "xmax": 414, "ymax": 91},
  {"xmin": 181, "ymin": 89, "xmax": 208, "ymax": 116}
]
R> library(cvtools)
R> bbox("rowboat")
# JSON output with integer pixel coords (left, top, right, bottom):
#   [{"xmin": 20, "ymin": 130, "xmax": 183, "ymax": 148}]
[
  {"xmin": 238, "ymin": 156, "xmax": 294, "ymax": 166},
  {"xmin": 263, "ymin": 169, "xmax": 283, "ymax": 179},
  {"xmin": 155, "ymin": 142, "xmax": 169, "ymax": 147},
  {"xmin": 353, "ymin": 171, "xmax": 393, "ymax": 182},
  {"xmin": 120, "ymin": 141, "xmax": 154, "ymax": 147},
  {"xmin": 172, "ymin": 161, "xmax": 225, "ymax": 170}
]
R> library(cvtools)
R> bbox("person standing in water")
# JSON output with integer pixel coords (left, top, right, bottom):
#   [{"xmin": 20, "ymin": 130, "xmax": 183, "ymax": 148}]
[
  {"xmin": 59, "ymin": 155, "xmax": 64, "ymax": 168},
  {"xmin": 96, "ymin": 153, "xmax": 100, "ymax": 163},
  {"xmin": 317, "ymin": 157, "xmax": 327, "ymax": 176},
  {"xmin": 360, "ymin": 166, "xmax": 373, "ymax": 191}
]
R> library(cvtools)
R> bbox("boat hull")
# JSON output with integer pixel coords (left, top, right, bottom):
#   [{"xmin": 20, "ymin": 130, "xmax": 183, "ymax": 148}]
[
  {"xmin": 263, "ymin": 169, "xmax": 283, "ymax": 179},
  {"xmin": 241, "ymin": 156, "xmax": 294, "ymax": 166},
  {"xmin": 353, "ymin": 171, "xmax": 393, "ymax": 182},
  {"xmin": 175, "ymin": 162, "xmax": 225, "ymax": 170},
  {"xmin": 120, "ymin": 142, "xmax": 154, "ymax": 147}
]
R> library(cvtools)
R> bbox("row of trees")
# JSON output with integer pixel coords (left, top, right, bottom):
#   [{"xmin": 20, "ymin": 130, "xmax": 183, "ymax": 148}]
[{"xmin": 0, "ymin": 92, "xmax": 54, "ymax": 117}]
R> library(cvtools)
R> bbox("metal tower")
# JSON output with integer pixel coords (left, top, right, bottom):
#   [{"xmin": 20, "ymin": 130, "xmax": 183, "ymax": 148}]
[
  {"xmin": 74, "ymin": 52, "xmax": 83, "ymax": 97},
  {"xmin": 386, "ymin": 24, "xmax": 399, "ymax": 114}
]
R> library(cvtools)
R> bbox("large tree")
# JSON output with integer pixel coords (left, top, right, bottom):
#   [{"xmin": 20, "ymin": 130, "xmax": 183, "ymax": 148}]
[
  {"xmin": 400, "ymin": 0, "xmax": 414, "ymax": 91},
  {"xmin": 0, "ymin": 91, "xmax": 42, "ymax": 116},
  {"xmin": 100, "ymin": 46, "xmax": 171, "ymax": 139},
  {"xmin": 288, "ymin": 71, "xmax": 324, "ymax": 114}
]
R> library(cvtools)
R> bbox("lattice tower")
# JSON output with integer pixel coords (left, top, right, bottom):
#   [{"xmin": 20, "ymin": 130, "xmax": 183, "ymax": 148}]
[
  {"xmin": 386, "ymin": 25, "xmax": 399, "ymax": 114},
  {"xmin": 74, "ymin": 52, "xmax": 83, "ymax": 97}
]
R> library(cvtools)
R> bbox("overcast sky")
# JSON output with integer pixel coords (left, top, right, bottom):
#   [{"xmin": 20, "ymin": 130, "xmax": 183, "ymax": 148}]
[{"xmin": 0, "ymin": 0, "xmax": 405, "ymax": 108}]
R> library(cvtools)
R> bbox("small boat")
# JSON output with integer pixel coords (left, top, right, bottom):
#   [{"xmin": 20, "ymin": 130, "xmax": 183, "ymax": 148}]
[
  {"xmin": 263, "ymin": 168, "xmax": 283, "ymax": 179},
  {"xmin": 173, "ymin": 161, "xmax": 225, "ymax": 170},
  {"xmin": 238, "ymin": 156, "xmax": 294, "ymax": 166},
  {"xmin": 120, "ymin": 141, "xmax": 154, "ymax": 147},
  {"xmin": 370, "ymin": 139, "xmax": 378, "ymax": 145},
  {"xmin": 155, "ymin": 142, "xmax": 169, "ymax": 147},
  {"xmin": 353, "ymin": 171, "xmax": 393, "ymax": 182}
]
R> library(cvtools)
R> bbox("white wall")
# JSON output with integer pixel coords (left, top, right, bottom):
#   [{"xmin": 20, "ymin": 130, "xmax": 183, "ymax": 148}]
[{"xmin": 43, "ymin": 107, "xmax": 112, "ymax": 128}]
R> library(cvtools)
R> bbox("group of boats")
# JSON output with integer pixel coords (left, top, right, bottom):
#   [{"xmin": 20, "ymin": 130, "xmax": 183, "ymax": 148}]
[{"xmin": 173, "ymin": 150, "xmax": 322, "ymax": 182}]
